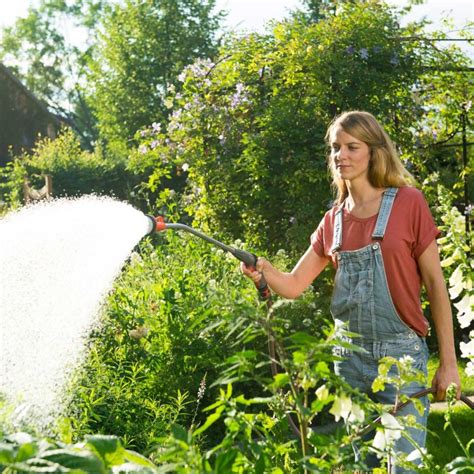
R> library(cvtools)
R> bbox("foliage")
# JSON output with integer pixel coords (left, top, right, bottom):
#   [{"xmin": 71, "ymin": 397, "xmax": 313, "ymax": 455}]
[
  {"xmin": 0, "ymin": 0, "xmax": 107, "ymax": 146},
  {"xmin": 131, "ymin": 1, "xmax": 471, "ymax": 256},
  {"xmin": 0, "ymin": 130, "xmax": 140, "ymax": 209},
  {"xmin": 427, "ymin": 404, "xmax": 474, "ymax": 470},
  {"xmin": 425, "ymin": 179, "xmax": 473, "ymax": 377},
  {"xmin": 62, "ymin": 230, "xmax": 273, "ymax": 451},
  {"xmin": 87, "ymin": 0, "xmax": 224, "ymax": 154},
  {"xmin": 0, "ymin": 432, "xmax": 159, "ymax": 473}
]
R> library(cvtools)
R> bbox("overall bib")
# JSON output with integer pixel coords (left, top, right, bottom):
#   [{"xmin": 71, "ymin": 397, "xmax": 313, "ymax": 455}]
[{"xmin": 330, "ymin": 188, "xmax": 429, "ymax": 473}]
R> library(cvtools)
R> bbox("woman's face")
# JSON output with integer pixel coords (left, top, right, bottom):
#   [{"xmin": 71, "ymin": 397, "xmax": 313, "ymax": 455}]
[{"xmin": 329, "ymin": 126, "xmax": 371, "ymax": 183}]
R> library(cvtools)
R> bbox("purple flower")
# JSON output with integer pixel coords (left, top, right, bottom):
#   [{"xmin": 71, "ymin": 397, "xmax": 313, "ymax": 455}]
[
  {"xmin": 139, "ymin": 145, "xmax": 148, "ymax": 154},
  {"xmin": 346, "ymin": 45, "xmax": 355, "ymax": 55},
  {"xmin": 151, "ymin": 122, "xmax": 161, "ymax": 133},
  {"xmin": 432, "ymin": 130, "xmax": 438, "ymax": 140},
  {"xmin": 373, "ymin": 45, "xmax": 382, "ymax": 53},
  {"xmin": 359, "ymin": 48, "xmax": 369, "ymax": 60},
  {"xmin": 390, "ymin": 55, "xmax": 400, "ymax": 66},
  {"xmin": 140, "ymin": 130, "xmax": 148, "ymax": 138},
  {"xmin": 150, "ymin": 140, "xmax": 159, "ymax": 149}
]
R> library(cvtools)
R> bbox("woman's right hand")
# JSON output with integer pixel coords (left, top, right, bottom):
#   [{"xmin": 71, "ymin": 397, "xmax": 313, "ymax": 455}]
[{"xmin": 240, "ymin": 257, "xmax": 267, "ymax": 284}]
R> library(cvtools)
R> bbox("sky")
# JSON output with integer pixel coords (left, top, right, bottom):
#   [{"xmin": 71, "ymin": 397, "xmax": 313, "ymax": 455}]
[
  {"xmin": 0, "ymin": 0, "xmax": 472, "ymax": 57},
  {"xmin": 0, "ymin": 0, "xmax": 472, "ymax": 31}
]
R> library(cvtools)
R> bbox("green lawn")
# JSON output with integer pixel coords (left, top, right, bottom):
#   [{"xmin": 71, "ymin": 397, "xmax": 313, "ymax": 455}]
[
  {"xmin": 427, "ymin": 405, "xmax": 474, "ymax": 467},
  {"xmin": 426, "ymin": 356, "xmax": 473, "ymax": 467}
]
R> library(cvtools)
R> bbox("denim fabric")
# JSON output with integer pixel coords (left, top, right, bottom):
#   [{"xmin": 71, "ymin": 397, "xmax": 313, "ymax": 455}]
[{"xmin": 330, "ymin": 188, "xmax": 429, "ymax": 473}]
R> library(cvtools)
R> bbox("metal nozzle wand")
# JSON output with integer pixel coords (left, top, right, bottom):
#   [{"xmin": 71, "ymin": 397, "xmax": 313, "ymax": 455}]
[{"xmin": 144, "ymin": 215, "xmax": 271, "ymax": 300}]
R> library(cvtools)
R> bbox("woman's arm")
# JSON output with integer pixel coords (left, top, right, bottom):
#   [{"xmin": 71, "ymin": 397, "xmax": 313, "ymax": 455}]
[
  {"xmin": 417, "ymin": 239, "xmax": 461, "ymax": 400},
  {"xmin": 241, "ymin": 245, "xmax": 329, "ymax": 299}
]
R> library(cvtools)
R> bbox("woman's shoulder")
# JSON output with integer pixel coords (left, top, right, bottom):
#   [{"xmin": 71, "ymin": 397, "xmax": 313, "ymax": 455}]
[{"xmin": 395, "ymin": 186, "xmax": 426, "ymax": 204}]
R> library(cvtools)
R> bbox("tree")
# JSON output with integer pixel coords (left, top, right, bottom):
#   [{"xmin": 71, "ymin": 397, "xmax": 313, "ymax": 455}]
[
  {"xmin": 130, "ymin": 1, "xmax": 471, "ymax": 256},
  {"xmin": 87, "ymin": 0, "xmax": 224, "ymax": 154},
  {"xmin": 0, "ymin": 0, "xmax": 106, "ymax": 148}
]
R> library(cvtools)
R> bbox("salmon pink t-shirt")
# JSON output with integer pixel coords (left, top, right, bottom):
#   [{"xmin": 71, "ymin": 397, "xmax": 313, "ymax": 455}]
[{"xmin": 311, "ymin": 187, "xmax": 440, "ymax": 336}]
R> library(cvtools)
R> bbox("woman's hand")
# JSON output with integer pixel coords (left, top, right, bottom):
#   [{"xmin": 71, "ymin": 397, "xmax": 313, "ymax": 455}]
[
  {"xmin": 431, "ymin": 363, "xmax": 461, "ymax": 401},
  {"xmin": 240, "ymin": 257, "xmax": 268, "ymax": 284}
]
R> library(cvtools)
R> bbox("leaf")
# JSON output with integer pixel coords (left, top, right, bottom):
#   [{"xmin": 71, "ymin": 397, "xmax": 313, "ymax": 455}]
[
  {"xmin": 0, "ymin": 442, "xmax": 15, "ymax": 464},
  {"xmin": 193, "ymin": 406, "xmax": 224, "ymax": 437},
  {"xmin": 123, "ymin": 450, "xmax": 159, "ymax": 469},
  {"xmin": 272, "ymin": 373, "xmax": 290, "ymax": 388},
  {"xmin": 85, "ymin": 435, "xmax": 125, "ymax": 467},
  {"xmin": 42, "ymin": 448, "xmax": 105, "ymax": 472},
  {"xmin": 16, "ymin": 442, "xmax": 39, "ymax": 462},
  {"xmin": 214, "ymin": 449, "xmax": 238, "ymax": 472},
  {"xmin": 170, "ymin": 424, "xmax": 189, "ymax": 444}
]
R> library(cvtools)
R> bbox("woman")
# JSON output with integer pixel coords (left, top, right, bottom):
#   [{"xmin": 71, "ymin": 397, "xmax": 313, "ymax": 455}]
[{"xmin": 242, "ymin": 111, "xmax": 460, "ymax": 471}]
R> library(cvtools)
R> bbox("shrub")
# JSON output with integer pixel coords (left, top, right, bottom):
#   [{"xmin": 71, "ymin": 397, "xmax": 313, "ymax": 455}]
[{"xmin": 0, "ymin": 129, "xmax": 141, "ymax": 209}]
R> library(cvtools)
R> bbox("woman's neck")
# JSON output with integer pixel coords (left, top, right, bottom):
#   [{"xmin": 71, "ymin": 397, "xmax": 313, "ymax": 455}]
[{"xmin": 345, "ymin": 181, "xmax": 386, "ymax": 216}]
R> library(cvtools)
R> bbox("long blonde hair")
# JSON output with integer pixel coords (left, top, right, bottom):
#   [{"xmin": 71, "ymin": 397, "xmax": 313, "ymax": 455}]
[{"xmin": 325, "ymin": 111, "xmax": 415, "ymax": 205}]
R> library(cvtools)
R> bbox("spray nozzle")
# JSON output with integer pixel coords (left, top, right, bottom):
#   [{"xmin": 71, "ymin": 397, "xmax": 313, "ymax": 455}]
[{"xmin": 145, "ymin": 215, "xmax": 167, "ymax": 235}]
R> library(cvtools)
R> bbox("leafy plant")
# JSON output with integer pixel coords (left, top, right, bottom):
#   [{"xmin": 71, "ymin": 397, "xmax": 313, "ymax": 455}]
[{"xmin": 0, "ymin": 432, "xmax": 158, "ymax": 473}]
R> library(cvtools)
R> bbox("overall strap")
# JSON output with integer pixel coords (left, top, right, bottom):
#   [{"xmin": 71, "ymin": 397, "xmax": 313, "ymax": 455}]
[
  {"xmin": 372, "ymin": 187, "xmax": 398, "ymax": 240},
  {"xmin": 331, "ymin": 206, "xmax": 344, "ymax": 254}
]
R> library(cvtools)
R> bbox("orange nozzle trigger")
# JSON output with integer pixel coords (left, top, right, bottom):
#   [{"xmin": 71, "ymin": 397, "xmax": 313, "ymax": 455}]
[{"xmin": 155, "ymin": 216, "xmax": 167, "ymax": 231}]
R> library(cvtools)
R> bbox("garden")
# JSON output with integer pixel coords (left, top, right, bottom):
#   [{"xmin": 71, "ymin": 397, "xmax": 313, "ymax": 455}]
[{"xmin": 0, "ymin": 0, "xmax": 472, "ymax": 472}]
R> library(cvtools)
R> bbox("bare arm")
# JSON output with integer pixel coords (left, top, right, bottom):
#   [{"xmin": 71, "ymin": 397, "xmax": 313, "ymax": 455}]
[
  {"xmin": 241, "ymin": 245, "xmax": 329, "ymax": 299},
  {"xmin": 418, "ymin": 239, "xmax": 461, "ymax": 400}
]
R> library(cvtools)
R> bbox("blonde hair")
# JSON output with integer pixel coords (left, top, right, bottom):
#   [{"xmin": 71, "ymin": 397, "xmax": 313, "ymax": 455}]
[{"xmin": 325, "ymin": 111, "xmax": 415, "ymax": 205}]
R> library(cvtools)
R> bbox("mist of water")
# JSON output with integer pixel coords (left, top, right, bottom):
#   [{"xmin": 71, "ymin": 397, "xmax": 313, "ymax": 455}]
[{"xmin": 0, "ymin": 195, "xmax": 152, "ymax": 428}]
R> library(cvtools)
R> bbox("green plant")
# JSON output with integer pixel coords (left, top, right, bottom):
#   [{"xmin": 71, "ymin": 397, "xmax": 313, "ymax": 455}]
[
  {"xmin": 0, "ymin": 130, "xmax": 141, "ymax": 210},
  {"xmin": 130, "ymin": 1, "xmax": 471, "ymax": 257},
  {"xmin": 0, "ymin": 432, "xmax": 158, "ymax": 473}
]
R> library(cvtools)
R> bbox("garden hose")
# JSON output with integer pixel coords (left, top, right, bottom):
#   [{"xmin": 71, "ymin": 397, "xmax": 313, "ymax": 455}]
[
  {"xmin": 356, "ymin": 386, "xmax": 474, "ymax": 440},
  {"xmin": 145, "ymin": 215, "xmax": 271, "ymax": 300}
]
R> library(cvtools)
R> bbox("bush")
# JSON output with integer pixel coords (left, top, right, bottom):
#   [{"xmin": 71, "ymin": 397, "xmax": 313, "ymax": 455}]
[
  {"xmin": 130, "ymin": 1, "xmax": 470, "ymax": 257},
  {"xmin": 0, "ymin": 129, "xmax": 141, "ymax": 210}
]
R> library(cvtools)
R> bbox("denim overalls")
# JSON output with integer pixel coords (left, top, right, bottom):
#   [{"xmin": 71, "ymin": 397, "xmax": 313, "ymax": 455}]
[{"xmin": 330, "ymin": 188, "xmax": 429, "ymax": 473}]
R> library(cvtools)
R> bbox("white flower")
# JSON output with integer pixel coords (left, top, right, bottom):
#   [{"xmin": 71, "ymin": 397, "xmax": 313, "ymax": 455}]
[
  {"xmin": 348, "ymin": 403, "xmax": 365, "ymax": 423},
  {"xmin": 406, "ymin": 448, "xmax": 426, "ymax": 462},
  {"xmin": 465, "ymin": 361, "xmax": 474, "ymax": 377},
  {"xmin": 399, "ymin": 355, "xmax": 414, "ymax": 366},
  {"xmin": 329, "ymin": 394, "xmax": 352, "ymax": 422},
  {"xmin": 182, "ymin": 163, "xmax": 189, "ymax": 172},
  {"xmin": 460, "ymin": 340, "xmax": 474, "ymax": 359},
  {"xmin": 371, "ymin": 413, "xmax": 403, "ymax": 456},
  {"xmin": 316, "ymin": 384, "xmax": 329, "ymax": 401},
  {"xmin": 454, "ymin": 294, "xmax": 473, "ymax": 328}
]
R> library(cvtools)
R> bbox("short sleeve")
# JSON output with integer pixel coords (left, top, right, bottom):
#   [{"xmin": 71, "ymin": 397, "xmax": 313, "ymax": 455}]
[
  {"xmin": 311, "ymin": 218, "xmax": 326, "ymax": 257},
  {"xmin": 411, "ymin": 191, "xmax": 441, "ymax": 259}
]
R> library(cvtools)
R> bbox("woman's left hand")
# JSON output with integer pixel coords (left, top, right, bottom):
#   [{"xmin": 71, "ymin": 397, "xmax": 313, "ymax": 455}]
[{"xmin": 431, "ymin": 363, "xmax": 461, "ymax": 401}]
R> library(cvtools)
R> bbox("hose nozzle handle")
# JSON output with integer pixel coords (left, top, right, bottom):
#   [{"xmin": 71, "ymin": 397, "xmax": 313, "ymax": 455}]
[{"xmin": 233, "ymin": 249, "xmax": 271, "ymax": 301}]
